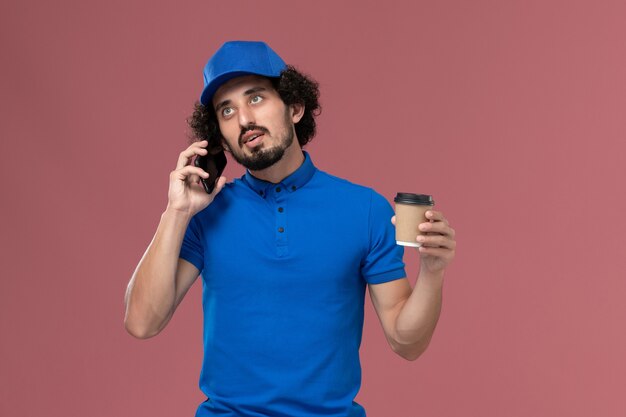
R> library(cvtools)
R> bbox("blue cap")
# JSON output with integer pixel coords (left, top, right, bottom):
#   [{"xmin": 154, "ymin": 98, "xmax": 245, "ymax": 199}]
[{"xmin": 200, "ymin": 41, "xmax": 287, "ymax": 106}]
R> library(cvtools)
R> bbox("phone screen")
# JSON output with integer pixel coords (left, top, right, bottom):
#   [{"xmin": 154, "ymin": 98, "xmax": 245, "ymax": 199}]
[{"xmin": 194, "ymin": 149, "xmax": 227, "ymax": 194}]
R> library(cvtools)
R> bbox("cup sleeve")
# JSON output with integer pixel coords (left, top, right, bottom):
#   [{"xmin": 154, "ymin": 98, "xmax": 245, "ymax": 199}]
[
  {"xmin": 361, "ymin": 190, "xmax": 407, "ymax": 284},
  {"xmin": 179, "ymin": 215, "xmax": 204, "ymax": 273}
]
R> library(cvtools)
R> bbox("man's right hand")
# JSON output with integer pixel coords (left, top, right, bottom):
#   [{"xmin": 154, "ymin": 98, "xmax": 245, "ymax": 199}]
[{"xmin": 166, "ymin": 140, "xmax": 227, "ymax": 216}]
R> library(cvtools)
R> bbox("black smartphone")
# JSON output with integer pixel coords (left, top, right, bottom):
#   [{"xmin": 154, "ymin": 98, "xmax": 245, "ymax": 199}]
[{"xmin": 194, "ymin": 147, "xmax": 227, "ymax": 194}]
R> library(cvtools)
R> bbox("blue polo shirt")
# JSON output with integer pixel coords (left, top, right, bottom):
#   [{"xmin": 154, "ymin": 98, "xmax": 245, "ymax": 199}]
[{"xmin": 180, "ymin": 151, "xmax": 406, "ymax": 417}]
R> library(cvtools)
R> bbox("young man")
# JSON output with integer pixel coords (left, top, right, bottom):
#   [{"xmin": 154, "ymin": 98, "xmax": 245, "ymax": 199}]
[{"xmin": 124, "ymin": 41, "xmax": 456, "ymax": 417}]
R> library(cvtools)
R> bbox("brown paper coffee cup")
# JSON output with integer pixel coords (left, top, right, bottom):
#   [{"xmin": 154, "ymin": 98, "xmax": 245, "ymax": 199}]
[{"xmin": 394, "ymin": 193, "xmax": 435, "ymax": 247}]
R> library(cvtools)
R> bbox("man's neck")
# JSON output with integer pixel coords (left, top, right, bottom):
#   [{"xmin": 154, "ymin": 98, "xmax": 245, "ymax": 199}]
[{"xmin": 248, "ymin": 142, "xmax": 305, "ymax": 184}]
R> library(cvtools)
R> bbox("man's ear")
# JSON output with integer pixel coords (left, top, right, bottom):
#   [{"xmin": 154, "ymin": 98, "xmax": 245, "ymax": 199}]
[
  {"xmin": 290, "ymin": 102, "xmax": 305, "ymax": 124},
  {"xmin": 219, "ymin": 136, "xmax": 231, "ymax": 154}
]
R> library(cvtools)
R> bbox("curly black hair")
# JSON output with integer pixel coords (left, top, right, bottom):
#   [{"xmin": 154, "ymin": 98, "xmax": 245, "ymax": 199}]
[{"xmin": 187, "ymin": 65, "xmax": 321, "ymax": 152}]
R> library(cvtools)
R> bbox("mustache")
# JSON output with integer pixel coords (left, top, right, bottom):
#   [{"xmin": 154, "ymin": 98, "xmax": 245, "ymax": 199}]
[{"xmin": 239, "ymin": 125, "xmax": 269, "ymax": 146}]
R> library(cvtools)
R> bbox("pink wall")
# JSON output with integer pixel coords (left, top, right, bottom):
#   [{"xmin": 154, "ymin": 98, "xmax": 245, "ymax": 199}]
[{"xmin": 2, "ymin": 1, "xmax": 625, "ymax": 416}]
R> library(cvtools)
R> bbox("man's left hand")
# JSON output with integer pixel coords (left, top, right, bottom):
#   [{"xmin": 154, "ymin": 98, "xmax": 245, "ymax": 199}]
[{"xmin": 392, "ymin": 210, "xmax": 456, "ymax": 275}]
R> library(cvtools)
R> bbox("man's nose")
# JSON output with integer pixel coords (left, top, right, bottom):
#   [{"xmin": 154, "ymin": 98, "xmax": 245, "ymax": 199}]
[{"xmin": 237, "ymin": 105, "xmax": 255, "ymax": 126}]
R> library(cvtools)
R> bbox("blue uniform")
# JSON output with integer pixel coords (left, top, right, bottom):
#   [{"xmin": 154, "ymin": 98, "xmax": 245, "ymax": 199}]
[{"xmin": 180, "ymin": 151, "xmax": 406, "ymax": 417}]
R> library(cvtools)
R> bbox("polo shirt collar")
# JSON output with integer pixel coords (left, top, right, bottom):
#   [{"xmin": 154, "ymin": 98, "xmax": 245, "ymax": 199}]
[{"xmin": 243, "ymin": 151, "xmax": 316, "ymax": 196}]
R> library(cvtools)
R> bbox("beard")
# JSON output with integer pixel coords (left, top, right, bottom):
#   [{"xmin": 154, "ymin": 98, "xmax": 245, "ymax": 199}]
[
  {"xmin": 227, "ymin": 140, "xmax": 291, "ymax": 171},
  {"xmin": 225, "ymin": 111, "xmax": 295, "ymax": 171}
]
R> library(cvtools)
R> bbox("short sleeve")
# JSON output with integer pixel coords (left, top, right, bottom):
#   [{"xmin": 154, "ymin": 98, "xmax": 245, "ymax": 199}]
[
  {"xmin": 179, "ymin": 215, "xmax": 204, "ymax": 273},
  {"xmin": 361, "ymin": 190, "xmax": 407, "ymax": 284}
]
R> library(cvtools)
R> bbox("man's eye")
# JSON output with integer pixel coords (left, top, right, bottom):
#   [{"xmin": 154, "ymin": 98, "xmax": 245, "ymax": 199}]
[
  {"xmin": 250, "ymin": 95, "xmax": 263, "ymax": 104},
  {"xmin": 222, "ymin": 107, "xmax": 233, "ymax": 117}
]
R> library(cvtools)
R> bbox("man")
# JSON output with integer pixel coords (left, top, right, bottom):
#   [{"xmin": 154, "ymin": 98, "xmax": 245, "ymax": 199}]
[{"xmin": 124, "ymin": 41, "xmax": 456, "ymax": 417}]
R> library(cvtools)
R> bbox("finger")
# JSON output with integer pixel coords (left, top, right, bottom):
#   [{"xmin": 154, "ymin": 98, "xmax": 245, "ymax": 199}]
[
  {"xmin": 416, "ymin": 234, "xmax": 456, "ymax": 249},
  {"xmin": 171, "ymin": 166, "xmax": 210, "ymax": 183},
  {"xmin": 212, "ymin": 176, "xmax": 228, "ymax": 195},
  {"xmin": 425, "ymin": 210, "xmax": 447, "ymax": 224},
  {"xmin": 419, "ymin": 222, "xmax": 455, "ymax": 237},
  {"xmin": 391, "ymin": 215, "xmax": 396, "ymax": 225},
  {"xmin": 175, "ymin": 140, "xmax": 208, "ymax": 170},
  {"xmin": 188, "ymin": 178, "xmax": 204, "ymax": 191},
  {"xmin": 418, "ymin": 246, "xmax": 454, "ymax": 257}
]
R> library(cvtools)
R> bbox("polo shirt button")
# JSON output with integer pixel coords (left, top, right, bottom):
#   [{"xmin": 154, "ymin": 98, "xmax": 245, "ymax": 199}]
[
  {"xmin": 291, "ymin": 186, "xmax": 296, "ymax": 191},
  {"xmin": 276, "ymin": 187, "xmax": 281, "ymax": 192},
  {"xmin": 278, "ymin": 207, "xmax": 284, "ymax": 213},
  {"xmin": 278, "ymin": 227, "xmax": 284, "ymax": 233}
]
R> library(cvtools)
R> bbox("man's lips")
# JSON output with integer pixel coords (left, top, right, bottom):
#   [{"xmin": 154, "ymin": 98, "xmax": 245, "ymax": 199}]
[
  {"xmin": 244, "ymin": 134, "xmax": 264, "ymax": 148},
  {"xmin": 241, "ymin": 129, "xmax": 266, "ymax": 144}
]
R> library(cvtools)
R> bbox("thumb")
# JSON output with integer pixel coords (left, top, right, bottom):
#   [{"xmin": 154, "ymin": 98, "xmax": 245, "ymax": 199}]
[{"xmin": 212, "ymin": 176, "xmax": 228, "ymax": 195}]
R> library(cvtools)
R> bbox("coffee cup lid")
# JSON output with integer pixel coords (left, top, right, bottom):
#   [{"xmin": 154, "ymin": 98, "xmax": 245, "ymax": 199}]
[{"xmin": 394, "ymin": 192, "xmax": 434, "ymax": 205}]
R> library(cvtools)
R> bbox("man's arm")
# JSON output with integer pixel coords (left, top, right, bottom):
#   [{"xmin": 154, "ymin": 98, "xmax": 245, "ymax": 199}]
[
  {"xmin": 369, "ymin": 209, "xmax": 455, "ymax": 361},
  {"xmin": 124, "ymin": 139, "xmax": 226, "ymax": 339}
]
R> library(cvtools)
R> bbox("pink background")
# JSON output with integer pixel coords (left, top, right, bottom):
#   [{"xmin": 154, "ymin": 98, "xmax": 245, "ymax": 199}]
[{"xmin": 2, "ymin": 1, "xmax": 625, "ymax": 416}]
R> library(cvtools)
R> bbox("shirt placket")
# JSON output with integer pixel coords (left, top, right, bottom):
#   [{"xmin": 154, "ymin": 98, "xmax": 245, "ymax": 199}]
[{"xmin": 272, "ymin": 184, "xmax": 289, "ymax": 258}]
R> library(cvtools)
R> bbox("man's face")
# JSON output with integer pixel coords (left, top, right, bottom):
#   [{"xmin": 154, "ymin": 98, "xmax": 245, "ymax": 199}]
[{"xmin": 212, "ymin": 75, "xmax": 300, "ymax": 171}]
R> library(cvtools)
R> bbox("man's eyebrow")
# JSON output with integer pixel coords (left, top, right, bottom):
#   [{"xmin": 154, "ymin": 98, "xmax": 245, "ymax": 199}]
[
  {"xmin": 214, "ymin": 99, "xmax": 231, "ymax": 114},
  {"xmin": 214, "ymin": 87, "xmax": 268, "ymax": 113},
  {"xmin": 243, "ymin": 86, "xmax": 267, "ymax": 96}
]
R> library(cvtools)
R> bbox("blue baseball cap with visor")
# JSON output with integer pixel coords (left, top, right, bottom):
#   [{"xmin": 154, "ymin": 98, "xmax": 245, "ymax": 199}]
[{"xmin": 200, "ymin": 41, "xmax": 287, "ymax": 107}]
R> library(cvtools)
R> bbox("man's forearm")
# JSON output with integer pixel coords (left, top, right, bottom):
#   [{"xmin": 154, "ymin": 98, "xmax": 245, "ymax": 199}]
[
  {"xmin": 124, "ymin": 208, "xmax": 192, "ymax": 338},
  {"xmin": 393, "ymin": 269, "xmax": 444, "ymax": 359}
]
